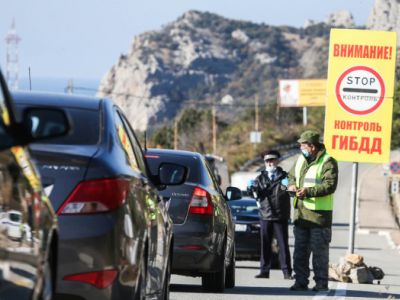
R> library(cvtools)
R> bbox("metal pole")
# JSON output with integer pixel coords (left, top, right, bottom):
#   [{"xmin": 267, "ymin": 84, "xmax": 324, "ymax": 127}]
[
  {"xmin": 303, "ymin": 106, "xmax": 308, "ymax": 126},
  {"xmin": 348, "ymin": 162, "xmax": 359, "ymax": 254},
  {"xmin": 28, "ymin": 67, "xmax": 32, "ymax": 91},
  {"xmin": 212, "ymin": 105, "xmax": 217, "ymax": 154},
  {"xmin": 255, "ymin": 96, "xmax": 259, "ymax": 132},
  {"xmin": 173, "ymin": 119, "xmax": 178, "ymax": 150}
]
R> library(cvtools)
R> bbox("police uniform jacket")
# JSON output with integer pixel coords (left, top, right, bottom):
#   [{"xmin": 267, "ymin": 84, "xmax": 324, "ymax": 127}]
[{"xmin": 254, "ymin": 166, "xmax": 291, "ymax": 221}]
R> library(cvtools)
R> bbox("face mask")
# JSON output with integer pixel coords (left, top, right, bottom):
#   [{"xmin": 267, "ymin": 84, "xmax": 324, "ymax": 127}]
[
  {"xmin": 301, "ymin": 149, "xmax": 310, "ymax": 158},
  {"xmin": 265, "ymin": 165, "xmax": 277, "ymax": 173}
]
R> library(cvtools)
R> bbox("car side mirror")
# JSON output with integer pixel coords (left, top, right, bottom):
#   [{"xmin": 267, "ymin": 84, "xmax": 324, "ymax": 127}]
[
  {"xmin": 158, "ymin": 163, "xmax": 186, "ymax": 185},
  {"xmin": 225, "ymin": 186, "xmax": 242, "ymax": 201}
]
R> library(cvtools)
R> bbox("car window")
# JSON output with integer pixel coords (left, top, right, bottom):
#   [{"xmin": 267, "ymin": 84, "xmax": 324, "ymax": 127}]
[
  {"xmin": 203, "ymin": 158, "xmax": 221, "ymax": 191},
  {"xmin": 228, "ymin": 201, "xmax": 259, "ymax": 216},
  {"xmin": 117, "ymin": 110, "xmax": 147, "ymax": 174},
  {"xmin": 146, "ymin": 153, "xmax": 201, "ymax": 183},
  {"xmin": 113, "ymin": 109, "xmax": 141, "ymax": 172},
  {"xmin": 15, "ymin": 105, "xmax": 100, "ymax": 145},
  {"xmin": 9, "ymin": 212, "xmax": 21, "ymax": 222}
]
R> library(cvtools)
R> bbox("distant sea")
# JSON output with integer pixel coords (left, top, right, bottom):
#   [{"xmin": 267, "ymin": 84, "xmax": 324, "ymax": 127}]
[{"xmin": 18, "ymin": 77, "xmax": 100, "ymax": 97}]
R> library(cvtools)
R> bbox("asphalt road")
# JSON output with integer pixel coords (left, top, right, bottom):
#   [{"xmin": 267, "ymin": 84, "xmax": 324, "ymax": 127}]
[{"xmin": 170, "ymin": 160, "xmax": 400, "ymax": 299}]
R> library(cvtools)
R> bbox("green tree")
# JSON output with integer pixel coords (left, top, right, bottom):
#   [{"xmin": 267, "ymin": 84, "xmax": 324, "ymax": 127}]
[{"xmin": 151, "ymin": 125, "xmax": 173, "ymax": 149}]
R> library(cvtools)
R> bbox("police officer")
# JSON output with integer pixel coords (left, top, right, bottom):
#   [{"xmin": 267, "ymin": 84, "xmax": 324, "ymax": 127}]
[
  {"xmin": 287, "ymin": 130, "xmax": 338, "ymax": 292},
  {"xmin": 251, "ymin": 150, "xmax": 292, "ymax": 279}
]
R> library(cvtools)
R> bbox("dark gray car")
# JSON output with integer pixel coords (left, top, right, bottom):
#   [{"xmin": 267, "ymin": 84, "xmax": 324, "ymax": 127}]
[
  {"xmin": 13, "ymin": 91, "xmax": 180, "ymax": 300},
  {"xmin": 146, "ymin": 149, "xmax": 237, "ymax": 293}
]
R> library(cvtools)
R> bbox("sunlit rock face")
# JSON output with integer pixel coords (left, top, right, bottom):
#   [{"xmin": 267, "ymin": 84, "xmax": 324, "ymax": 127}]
[
  {"xmin": 325, "ymin": 10, "xmax": 355, "ymax": 28},
  {"xmin": 97, "ymin": 10, "xmax": 353, "ymax": 131},
  {"xmin": 98, "ymin": 11, "xmax": 239, "ymax": 131},
  {"xmin": 367, "ymin": 0, "xmax": 400, "ymax": 45}
]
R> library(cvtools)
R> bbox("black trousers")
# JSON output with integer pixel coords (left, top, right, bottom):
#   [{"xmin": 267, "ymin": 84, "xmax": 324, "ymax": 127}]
[{"xmin": 260, "ymin": 219, "xmax": 292, "ymax": 275}]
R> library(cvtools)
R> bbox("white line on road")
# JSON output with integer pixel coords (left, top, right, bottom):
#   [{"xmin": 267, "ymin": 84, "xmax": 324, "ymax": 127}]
[
  {"xmin": 312, "ymin": 282, "xmax": 347, "ymax": 300},
  {"xmin": 358, "ymin": 228, "xmax": 400, "ymax": 254},
  {"xmin": 333, "ymin": 282, "xmax": 347, "ymax": 299}
]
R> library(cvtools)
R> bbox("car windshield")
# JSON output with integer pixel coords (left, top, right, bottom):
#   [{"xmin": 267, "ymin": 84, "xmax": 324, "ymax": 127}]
[
  {"xmin": 228, "ymin": 200, "xmax": 259, "ymax": 216},
  {"xmin": 146, "ymin": 153, "xmax": 202, "ymax": 184},
  {"xmin": 9, "ymin": 212, "xmax": 21, "ymax": 222}
]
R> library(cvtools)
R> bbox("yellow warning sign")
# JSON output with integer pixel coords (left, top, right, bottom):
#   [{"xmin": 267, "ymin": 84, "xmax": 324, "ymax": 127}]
[{"xmin": 325, "ymin": 29, "xmax": 397, "ymax": 163}]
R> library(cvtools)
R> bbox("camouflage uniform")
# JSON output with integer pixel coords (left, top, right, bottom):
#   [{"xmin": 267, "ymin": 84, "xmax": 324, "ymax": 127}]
[
  {"xmin": 288, "ymin": 134, "xmax": 338, "ymax": 289},
  {"xmin": 293, "ymin": 225, "xmax": 332, "ymax": 286}
]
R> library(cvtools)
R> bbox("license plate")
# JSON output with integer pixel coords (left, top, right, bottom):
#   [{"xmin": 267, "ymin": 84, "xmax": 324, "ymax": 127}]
[{"xmin": 235, "ymin": 224, "xmax": 247, "ymax": 232}]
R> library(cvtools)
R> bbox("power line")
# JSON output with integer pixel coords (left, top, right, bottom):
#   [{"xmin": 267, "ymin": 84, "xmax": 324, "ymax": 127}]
[{"xmin": 71, "ymin": 85, "xmax": 276, "ymax": 108}]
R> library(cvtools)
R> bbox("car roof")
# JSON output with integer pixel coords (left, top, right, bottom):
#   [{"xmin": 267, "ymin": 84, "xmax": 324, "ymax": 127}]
[
  {"xmin": 12, "ymin": 91, "xmax": 103, "ymax": 110},
  {"xmin": 147, "ymin": 148, "xmax": 203, "ymax": 159}
]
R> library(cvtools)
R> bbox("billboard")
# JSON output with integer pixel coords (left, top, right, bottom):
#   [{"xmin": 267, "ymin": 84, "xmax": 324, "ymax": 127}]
[{"xmin": 278, "ymin": 79, "xmax": 326, "ymax": 107}]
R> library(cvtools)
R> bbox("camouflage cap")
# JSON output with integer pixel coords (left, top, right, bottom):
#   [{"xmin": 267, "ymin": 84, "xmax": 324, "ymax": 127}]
[{"xmin": 297, "ymin": 130, "xmax": 320, "ymax": 145}]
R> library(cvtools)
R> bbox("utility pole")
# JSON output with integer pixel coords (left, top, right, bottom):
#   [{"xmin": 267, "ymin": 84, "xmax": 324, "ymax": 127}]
[
  {"xmin": 255, "ymin": 95, "xmax": 259, "ymax": 132},
  {"xmin": 174, "ymin": 118, "xmax": 178, "ymax": 150},
  {"xmin": 212, "ymin": 104, "xmax": 217, "ymax": 154},
  {"xmin": 252, "ymin": 95, "xmax": 260, "ymax": 153},
  {"xmin": 5, "ymin": 19, "xmax": 21, "ymax": 90}
]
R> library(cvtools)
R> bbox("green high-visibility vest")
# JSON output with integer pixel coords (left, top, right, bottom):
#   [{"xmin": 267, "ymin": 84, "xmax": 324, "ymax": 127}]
[{"xmin": 294, "ymin": 153, "xmax": 333, "ymax": 211}]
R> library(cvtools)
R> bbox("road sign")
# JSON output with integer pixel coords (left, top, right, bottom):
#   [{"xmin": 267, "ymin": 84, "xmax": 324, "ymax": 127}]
[
  {"xmin": 250, "ymin": 131, "xmax": 261, "ymax": 143},
  {"xmin": 390, "ymin": 161, "xmax": 400, "ymax": 174},
  {"xmin": 325, "ymin": 29, "xmax": 397, "ymax": 163},
  {"xmin": 336, "ymin": 66, "xmax": 385, "ymax": 115},
  {"xmin": 391, "ymin": 180, "xmax": 399, "ymax": 194}
]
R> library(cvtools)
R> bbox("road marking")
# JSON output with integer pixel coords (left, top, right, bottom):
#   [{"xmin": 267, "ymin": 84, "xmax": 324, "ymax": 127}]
[
  {"xmin": 358, "ymin": 228, "xmax": 400, "ymax": 254},
  {"xmin": 312, "ymin": 292, "xmax": 329, "ymax": 300},
  {"xmin": 334, "ymin": 282, "xmax": 347, "ymax": 299},
  {"xmin": 312, "ymin": 282, "xmax": 347, "ymax": 300}
]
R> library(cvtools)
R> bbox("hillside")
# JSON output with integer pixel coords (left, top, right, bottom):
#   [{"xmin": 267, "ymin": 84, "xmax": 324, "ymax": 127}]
[
  {"xmin": 97, "ymin": 3, "xmax": 400, "ymax": 171},
  {"xmin": 97, "ymin": 10, "xmax": 344, "ymax": 131}
]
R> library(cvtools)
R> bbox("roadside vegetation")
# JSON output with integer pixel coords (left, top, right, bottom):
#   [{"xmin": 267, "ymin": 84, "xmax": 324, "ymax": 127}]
[
  {"xmin": 149, "ymin": 102, "xmax": 324, "ymax": 172},
  {"xmin": 149, "ymin": 82, "xmax": 400, "ymax": 174}
]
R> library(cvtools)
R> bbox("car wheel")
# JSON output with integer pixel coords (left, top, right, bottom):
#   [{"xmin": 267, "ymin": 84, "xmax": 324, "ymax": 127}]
[
  {"xmin": 202, "ymin": 258, "xmax": 226, "ymax": 293},
  {"xmin": 162, "ymin": 255, "xmax": 171, "ymax": 300},
  {"xmin": 225, "ymin": 245, "xmax": 235, "ymax": 288},
  {"xmin": 202, "ymin": 238, "xmax": 226, "ymax": 293}
]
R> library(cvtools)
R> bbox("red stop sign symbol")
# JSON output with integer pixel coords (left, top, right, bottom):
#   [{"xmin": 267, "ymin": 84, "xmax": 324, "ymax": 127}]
[{"xmin": 335, "ymin": 66, "xmax": 385, "ymax": 115}]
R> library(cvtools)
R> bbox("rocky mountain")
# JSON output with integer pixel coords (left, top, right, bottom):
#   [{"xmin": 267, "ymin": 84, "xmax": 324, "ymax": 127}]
[
  {"xmin": 367, "ymin": 0, "xmax": 400, "ymax": 45},
  {"xmin": 98, "ymin": 10, "xmax": 353, "ymax": 131}
]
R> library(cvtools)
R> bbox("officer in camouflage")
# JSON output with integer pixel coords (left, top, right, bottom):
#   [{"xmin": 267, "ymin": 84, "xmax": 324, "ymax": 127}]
[{"xmin": 287, "ymin": 130, "xmax": 338, "ymax": 292}]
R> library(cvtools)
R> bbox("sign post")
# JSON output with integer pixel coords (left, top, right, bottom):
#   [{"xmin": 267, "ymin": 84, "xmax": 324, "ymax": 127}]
[{"xmin": 325, "ymin": 29, "xmax": 397, "ymax": 253}]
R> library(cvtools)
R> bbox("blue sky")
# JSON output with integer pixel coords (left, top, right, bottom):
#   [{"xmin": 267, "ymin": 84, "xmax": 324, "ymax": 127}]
[{"xmin": 0, "ymin": 0, "xmax": 375, "ymax": 82}]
